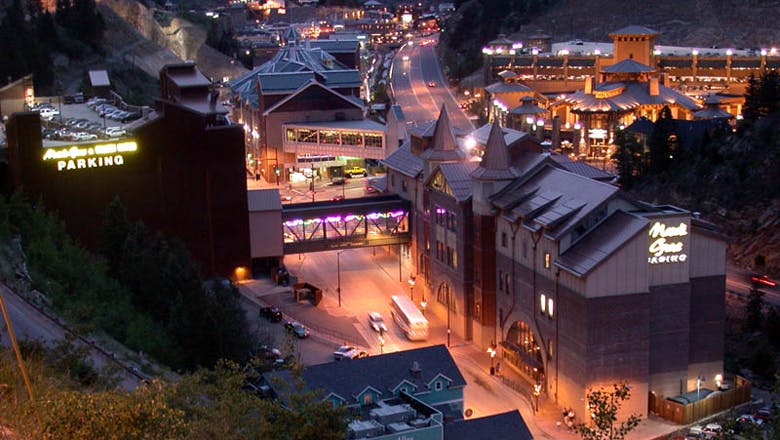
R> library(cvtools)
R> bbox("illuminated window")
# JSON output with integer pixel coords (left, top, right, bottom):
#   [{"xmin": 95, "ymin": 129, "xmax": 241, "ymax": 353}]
[
  {"xmin": 285, "ymin": 128, "xmax": 296, "ymax": 141},
  {"xmin": 320, "ymin": 130, "xmax": 340, "ymax": 144},
  {"xmin": 296, "ymin": 129, "xmax": 317, "ymax": 143},
  {"xmin": 363, "ymin": 393, "xmax": 373, "ymax": 404},
  {"xmin": 364, "ymin": 133, "xmax": 383, "ymax": 148},
  {"xmin": 540, "ymin": 294, "xmax": 546, "ymax": 313},
  {"xmin": 544, "ymin": 253, "xmax": 551, "ymax": 269},
  {"xmin": 547, "ymin": 298, "xmax": 554, "ymax": 318},
  {"xmin": 342, "ymin": 132, "xmax": 362, "ymax": 145}
]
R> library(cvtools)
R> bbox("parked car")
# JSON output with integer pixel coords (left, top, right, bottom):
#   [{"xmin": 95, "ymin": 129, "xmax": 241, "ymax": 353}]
[
  {"xmin": 73, "ymin": 132, "xmax": 98, "ymax": 141},
  {"xmin": 689, "ymin": 423, "xmax": 722, "ymax": 439},
  {"xmin": 105, "ymin": 127, "xmax": 127, "ymax": 138},
  {"xmin": 260, "ymin": 306, "xmax": 283, "ymax": 323},
  {"xmin": 333, "ymin": 345, "xmax": 356, "ymax": 361},
  {"xmin": 368, "ymin": 312, "xmax": 387, "ymax": 333},
  {"xmin": 330, "ymin": 177, "xmax": 346, "ymax": 185},
  {"xmin": 345, "ymin": 166, "xmax": 367, "ymax": 177},
  {"xmin": 284, "ymin": 321, "xmax": 310, "ymax": 338},
  {"xmin": 38, "ymin": 107, "xmax": 59, "ymax": 119}
]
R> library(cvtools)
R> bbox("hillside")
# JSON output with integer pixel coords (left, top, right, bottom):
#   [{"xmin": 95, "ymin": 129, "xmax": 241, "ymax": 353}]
[{"xmin": 519, "ymin": 0, "xmax": 780, "ymax": 48}]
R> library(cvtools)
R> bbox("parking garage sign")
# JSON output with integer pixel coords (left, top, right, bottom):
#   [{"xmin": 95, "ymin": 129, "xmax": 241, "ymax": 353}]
[{"xmin": 42, "ymin": 141, "xmax": 137, "ymax": 172}]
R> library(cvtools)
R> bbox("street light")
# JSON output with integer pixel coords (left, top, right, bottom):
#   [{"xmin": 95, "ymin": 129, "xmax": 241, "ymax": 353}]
[
  {"xmin": 336, "ymin": 250, "xmax": 352, "ymax": 307},
  {"xmin": 487, "ymin": 346, "xmax": 496, "ymax": 375},
  {"xmin": 408, "ymin": 275, "xmax": 416, "ymax": 301},
  {"xmin": 419, "ymin": 299, "xmax": 427, "ymax": 315}
]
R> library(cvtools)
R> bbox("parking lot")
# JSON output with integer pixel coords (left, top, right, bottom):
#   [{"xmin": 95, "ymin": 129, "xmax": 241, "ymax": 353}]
[{"xmin": 36, "ymin": 98, "xmax": 144, "ymax": 145}]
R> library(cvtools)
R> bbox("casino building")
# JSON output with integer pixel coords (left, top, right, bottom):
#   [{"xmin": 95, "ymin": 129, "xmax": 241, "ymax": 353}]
[
  {"xmin": 383, "ymin": 107, "xmax": 726, "ymax": 417},
  {"xmin": 4, "ymin": 63, "xmax": 251, "ymax": 278}
]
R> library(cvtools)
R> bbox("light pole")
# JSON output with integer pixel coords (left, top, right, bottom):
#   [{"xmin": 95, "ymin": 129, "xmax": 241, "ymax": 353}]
[
  {"xmin": 447, "ymin": 288, "xmax": 451, "ymax": 347},
  {"xmin": 487, "ymin": 346, "xmax": 496, "ymax": 375},
  {"xmin": 379, "ymin": 336, "xmax": 384, "ymax": 354},
  {"xmin": 408, "ymin": 275, "xmax": 416, "ymax": 301},
  {"xmin": 419, "ymin": 299, "xmax": 427, "ymax": 315},
  {"xmin": 336, "ymin": 251, "xmax": 345, "ymax": 307}
]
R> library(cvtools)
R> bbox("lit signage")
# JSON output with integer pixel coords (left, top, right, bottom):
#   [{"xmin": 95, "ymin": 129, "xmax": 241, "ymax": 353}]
[
  {"xmin": 42, "ymin": 141, "xmax": 137, "ymax": 172},
  {"xmin": 648, "ymin": 221, "xmax": 688, "ymax": 264}
]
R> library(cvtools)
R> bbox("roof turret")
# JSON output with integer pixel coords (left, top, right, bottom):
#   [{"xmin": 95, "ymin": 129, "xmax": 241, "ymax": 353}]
[{"xmin": 472, "ymin": 122, "xmax": 520, "ymax": 180}]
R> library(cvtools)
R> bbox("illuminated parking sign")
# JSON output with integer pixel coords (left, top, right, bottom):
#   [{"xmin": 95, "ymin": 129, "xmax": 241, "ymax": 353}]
[
  {"xmin": 648, "ymin": 221, "xmax": 688, "ymax": 264},
  {"xmin": 42, "ymin": 141, "xmax": 137, "ymax": 172}
]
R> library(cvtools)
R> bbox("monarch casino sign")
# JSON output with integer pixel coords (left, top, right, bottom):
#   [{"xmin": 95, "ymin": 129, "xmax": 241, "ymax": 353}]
[
  {"xmin": 647, "ymin": 221, "xmax": 688, "ymax": 264},
  {"xmin": 42, "ymin": 141, "xmax": 137, "ymax": 172}
]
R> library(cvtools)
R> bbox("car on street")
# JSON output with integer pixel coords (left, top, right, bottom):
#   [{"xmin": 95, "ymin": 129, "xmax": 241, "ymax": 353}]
[
  {"xmin": 330, "ymin": 177, "xmax": 346, "ymax": 185},
  {"xmin": 368, "ymin": 311, "xmax": 388, "ymax": 333},
  {"xmin": 284, "ymin": 321, "xmax": 310, "ymax": 338},
  {"xmin": 331, "ymin": 195, "xmax": 345, "ymax": 201},
  {"xmin": 427, "ymin": 81, "xmax": 436, "ymax": 87},
  {"xmin": 689, "ymin": 423, "xmax": 722, "ymax": 439},
  {"xmin": 345, "ymin": 166, "xmax": 367, "ymax": 177},
  {"xmin": 333, "ymin": 345, "xmax": 356, "ymax": 361},
  {"xmin": 750, "ymin": 274, "xmax": 777, "ymax": 288},
  {"xmin": 402, "ymin": 55, "xmax": 410, "ymax": 61},
  {"xmin": 260, "ymin": 306, "xmax": 283, "ymax": 322},
  {"xmin": 364, "ymin": 184, "xmax": 378, "ymax": 193}
]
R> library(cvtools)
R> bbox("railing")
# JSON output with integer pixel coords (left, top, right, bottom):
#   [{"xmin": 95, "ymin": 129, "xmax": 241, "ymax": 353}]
[{"xmin": 649, "ymin": 376, "xmax": 752, "ymax": 425}]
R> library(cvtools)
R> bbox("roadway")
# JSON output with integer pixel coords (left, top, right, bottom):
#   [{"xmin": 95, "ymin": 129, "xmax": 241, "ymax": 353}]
[{"xmin": 389, "ymin": 35, "xmax": 474, "ymax": 134}]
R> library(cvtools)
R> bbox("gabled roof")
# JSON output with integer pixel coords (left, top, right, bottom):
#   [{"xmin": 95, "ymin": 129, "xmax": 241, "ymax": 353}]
[
  {"xmin": 382, "ymin": 142, "xmax": 424, "ymax": 178},
  {"xmin": 264, "ymin": 345, "xmax": 465, "ymax": 405},
  {"xmin": 602, "ymin": 59, "xmax": 655, "ymax": 74},
  {"xmin": 556, "ymin": 210, "xmax": 649, "ymax": 276},
  {"xmin": 609, "ymin": 25, "xmax": 658, "ymax": 36},
  {"xmin": 470, "ymin": 123, "xmax": 532, "ymax": 148},
  {"xmin": 509, "ymin": 96, "xmax": 547, "ymax": 115},
  {"xmin": 263, "ymin": 79, "xmax": 364, "ymax": 115},
  {"xmin": 420, "ymin": 106, "xmax": 466, "ymax": 162},
  {"xmin": 624, "ymin": 116, "xmax": 655, "ymax": 135},
  {"xmin": 485, "ymin": 82, "xmax": 532, "ymax": 94},
  {"xmin": 435, "ymin": 162, "xmax": 480, "ymax": 202},
  {"xmin": 557, "ymin": 81, "xmax": 700, "ymax": 113},
  {"xmin": 472, "ymin": 122, "xmax": 521, "ymax": 181},
  {"xmin": 491, "ymin": 164, "xmax": 620, "ymax": 239},
  {"xmin": 549, "ymin": 153, "xmax": 614, "ymax": 181},
  {"xmin": 445, "ymin": 410, "xmax": 533, "ymax": 440}
]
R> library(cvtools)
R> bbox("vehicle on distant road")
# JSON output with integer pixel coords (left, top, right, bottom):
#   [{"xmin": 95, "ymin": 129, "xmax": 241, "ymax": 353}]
[
  {"xmin": 390, "ymin": 295, "xmax": 429, "ymax": 341},
  {"xmin": 345, "ymin": 166, "xmax": 367, "ymax": 177},
  {"xmin": 260, "ymin": 306, "xmax": 283, "ymax": 322},
  {"xmin": 427, "ymin": 81, "xmax": 436, "ymax": 87},
  {"xmin": 751, "ymin": 274, "xmax": 777, "ymax": 288},
  {"xmin": 333, "ymin": 345, "xmax": 356, "ymax": 361},
  {"xmin": 284, "ymin": 321, "xmax": 310, "ymax": 338},
  {"xmin": 368, "ymin": 311, "xmax": 388, "ymax": 333},
  {"xmin": 402, "ymin": 55, "xmax": 409, "ymax": 61}
]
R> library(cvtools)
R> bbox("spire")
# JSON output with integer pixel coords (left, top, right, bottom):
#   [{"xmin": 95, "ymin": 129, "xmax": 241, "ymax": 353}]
[
  {"xmin": 471, "ymin": 122, "xmax": 519, "ymax": 180},
  {"xmin": 420, "ymin": 105, "xmax": 464, "ymax": 162}
]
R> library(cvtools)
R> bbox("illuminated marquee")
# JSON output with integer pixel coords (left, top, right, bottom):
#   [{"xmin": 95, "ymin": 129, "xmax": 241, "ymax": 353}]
[
  {"xmin": 42, "ymin": 141, "xmax": 137, "ymax": 172},
  {"xmin": 648, "ymin": 221, "xmax": 688, "ymax": 264}
]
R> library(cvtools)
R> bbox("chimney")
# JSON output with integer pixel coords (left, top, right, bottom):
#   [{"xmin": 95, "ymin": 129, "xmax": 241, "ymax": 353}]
[
  {"xmin": 209, "ymin": 89, "xmax": 219, "ymax": 111},
  {"xmin": 649, "ymin": 77, "xmax": 660, "ymax": 96},
  {"xmin": 410, "ymin": 361, "xmax": 422, "ymax": 378},
  {"xmin": 584, "ymin": 76, "xmax": 593, "ymax": 94}
]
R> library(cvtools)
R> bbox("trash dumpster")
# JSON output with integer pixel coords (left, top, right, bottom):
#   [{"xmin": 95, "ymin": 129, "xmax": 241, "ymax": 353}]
[{"xmin": 293, "ymin": 282, "xmax": 323, "ymax": 306}]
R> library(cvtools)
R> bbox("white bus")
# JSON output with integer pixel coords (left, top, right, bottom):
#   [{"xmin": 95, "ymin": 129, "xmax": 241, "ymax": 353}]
[{"xmin": 390, "ymin": 295, "xmax": 429, "ymax": 341}]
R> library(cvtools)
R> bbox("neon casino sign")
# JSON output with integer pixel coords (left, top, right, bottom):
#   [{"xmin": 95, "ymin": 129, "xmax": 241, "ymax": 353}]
[
  {"xmin": 648, "ymin": 221, "xmax": 688, "ymax": 264},
  {"xmin": 42, "ymin": 141, "xmax": 137, "ymax": 172}
]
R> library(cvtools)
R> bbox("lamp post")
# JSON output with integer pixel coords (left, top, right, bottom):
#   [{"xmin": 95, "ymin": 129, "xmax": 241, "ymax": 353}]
[
  {"xmin": 447, "ymin": 290, "xmax": 451, "ymax": 347},
  {"xmin": 379, "ymin": 336, "xmax": 384, "ymax": 354},
  {"xmin": 487, "ymin": 346, "xmax": 496, "ymax": 375},
  {"xmin": 408, "ymin": 276, "xmax": 416, "ymax": 301},
  {"xmin": 419, "ymin": 299, "xmax": 427, "ymax": 315},
  {"xmin": 533, "ymin": 383, "xmax": 542, "ymax": 413},
  {"xmin": 336, "ymin": 250, "xmax": 348, "ymax": 307}
]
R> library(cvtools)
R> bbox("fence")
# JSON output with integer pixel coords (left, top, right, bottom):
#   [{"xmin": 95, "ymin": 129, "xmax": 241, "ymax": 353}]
[{"xmin": 649, "ymin": 376, "xmax": 751, "ymax": 424}]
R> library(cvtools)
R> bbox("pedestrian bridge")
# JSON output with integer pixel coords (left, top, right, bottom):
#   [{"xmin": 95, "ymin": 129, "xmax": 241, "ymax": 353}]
[{"xmin": 282, "ymin": 195, "xmax": 411, "ymax": 254}]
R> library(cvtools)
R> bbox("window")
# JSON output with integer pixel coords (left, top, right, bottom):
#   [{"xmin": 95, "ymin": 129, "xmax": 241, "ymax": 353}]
[
  {"xmin": 364, "ymin": 133, "xmax": 383, "ymax": 148},
  {"xmin": 401, "ymin": 179, "xmax": 407, "ymax": 192},
  {"xmin": 363, "ymin": 393, "xmax": 373, "ymax": 404},
  {"xmin": 540, "ymin": 293, "xmax": 546, "ymax": 314},
  {"xmin": 320, "ymin": 130, "xmax": 340, "ymax": 144},
  {"xmin": 544, "ymin": 252, "xmax": 551, "ymax": 269},
  {"xmin": 296, "ymin": 129, "xmax": 317, "ymax": 143},
  {"xmin": 498, "ymin": 270, "xmax": 504, "ymax": 291},
  {"xmin": 342, "ymin": 132, "xmax": 362, "ymax": 145},
  {"xmin": 501, "ymin": 232, "xmax": 508, "ymax": 248},
  {"xmin": 547, "ymin": 298, "xmax": 554, "ymax": 318},
  {"xmin": 434, "ymin": 381, "xmax": 443, "ymax": 391},
  {"xmin": 504, "ymin": 273, "xmax": 510, "ymax": 294}
]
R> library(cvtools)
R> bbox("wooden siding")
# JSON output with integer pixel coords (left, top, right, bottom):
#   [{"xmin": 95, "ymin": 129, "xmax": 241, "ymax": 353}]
[
  {"xmin": 689, "ymin": 230, "xmax": 726, "ymax": 278},
  {"xmin": 584, "ymin": 231, "xmax": 649, "ymax": 298}
]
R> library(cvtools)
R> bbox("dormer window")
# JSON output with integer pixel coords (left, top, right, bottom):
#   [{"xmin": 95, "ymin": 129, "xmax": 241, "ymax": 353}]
[{"xmin": 434, "ymin": 381, "xmax": 443, "ymax": 391}]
